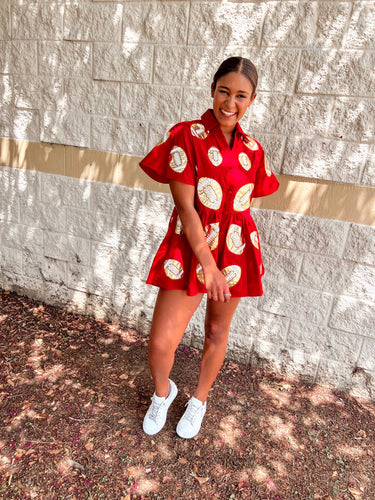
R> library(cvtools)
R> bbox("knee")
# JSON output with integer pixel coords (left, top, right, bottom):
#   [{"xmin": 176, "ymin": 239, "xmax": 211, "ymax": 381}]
[
  {"xmin": 149, "ymin": 337, "xmax": 173, "ymax": 358},
  {"xmin": 204, "ymin": 321, "xmax": 229, "ymax": 345}
]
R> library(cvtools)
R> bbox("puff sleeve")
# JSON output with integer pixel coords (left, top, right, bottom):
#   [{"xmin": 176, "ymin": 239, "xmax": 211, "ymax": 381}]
[
  {"xmin": 139, "ymin": 123, "xmax": 196, "ymax": 186},
  {"xmin": 252, "ymin": 150, "xmax": 279, "ymax": 198}
]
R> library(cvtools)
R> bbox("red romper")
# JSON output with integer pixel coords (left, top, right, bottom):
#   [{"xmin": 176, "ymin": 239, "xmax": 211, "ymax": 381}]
[{"xmin": 139, "ymin": 109, "xmax": 279, "ymax": 297}]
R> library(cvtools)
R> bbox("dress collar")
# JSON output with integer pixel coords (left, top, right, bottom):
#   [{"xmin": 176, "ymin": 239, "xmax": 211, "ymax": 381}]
[{"xmin": 200, "ymin": 109, "xmax": 246, "ymax": 138}]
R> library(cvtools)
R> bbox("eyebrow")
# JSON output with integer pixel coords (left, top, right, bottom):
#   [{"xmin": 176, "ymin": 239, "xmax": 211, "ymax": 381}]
[{"xmin": 218, "ymin": 85, "xmax": 250, "ymax": 95}]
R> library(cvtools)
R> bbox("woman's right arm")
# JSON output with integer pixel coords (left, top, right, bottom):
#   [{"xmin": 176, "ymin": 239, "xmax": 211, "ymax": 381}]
[{"xmin": 169, "ymin": 180, "xmax": 231, "ymax": 302}]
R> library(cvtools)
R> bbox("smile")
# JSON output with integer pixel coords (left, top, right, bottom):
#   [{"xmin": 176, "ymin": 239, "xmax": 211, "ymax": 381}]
[{"xmin": 220, "ymin": 109, "xmax": 236, "ymax": 117}]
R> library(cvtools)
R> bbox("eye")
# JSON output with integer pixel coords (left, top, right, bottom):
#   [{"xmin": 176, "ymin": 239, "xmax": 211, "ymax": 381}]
[
  {"xmin": 219, "ymin": 90, "xmax": 228, "ymax": 95},
  {"xmin": 237, "ymin": 95, "xmax": 247, "ymax": 99}
]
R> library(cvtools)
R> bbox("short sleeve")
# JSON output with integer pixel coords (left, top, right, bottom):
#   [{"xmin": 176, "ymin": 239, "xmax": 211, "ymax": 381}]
[
  {"xmin": 252, "ymin": 150, "xmax": 279, "ymax": 198},
  {"xmin": 139, "ymin": 123, "xmax": 196, "ymax": 186}
]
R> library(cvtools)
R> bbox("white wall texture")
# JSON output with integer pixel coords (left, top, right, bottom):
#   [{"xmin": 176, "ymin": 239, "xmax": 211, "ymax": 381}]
[{"xmin": 0, "ymin": 0, "xmax": 375, "ymax": 399}]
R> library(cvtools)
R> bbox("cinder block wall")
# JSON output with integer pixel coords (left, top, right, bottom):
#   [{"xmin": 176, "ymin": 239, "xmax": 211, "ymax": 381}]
[{"xmin": 1, "ymin": 1, "xmax": 374, "ymax": 399}]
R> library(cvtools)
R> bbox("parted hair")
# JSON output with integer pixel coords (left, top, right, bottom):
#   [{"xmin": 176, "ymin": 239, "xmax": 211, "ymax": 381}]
[{"xmin": 212, "ymin": 57, "xmax": 258, "ymax": 97}]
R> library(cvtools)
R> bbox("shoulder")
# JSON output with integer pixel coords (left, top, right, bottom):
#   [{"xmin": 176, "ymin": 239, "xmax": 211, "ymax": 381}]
[{"xmin": 240, "ymin": 133, "xmax": 264, "ymax": 155}]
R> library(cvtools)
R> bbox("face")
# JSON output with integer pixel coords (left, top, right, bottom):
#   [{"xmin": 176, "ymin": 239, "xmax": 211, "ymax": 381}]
[{"xmin": 211, "ymin": 71, "xmax": 256, "ymax": 135}]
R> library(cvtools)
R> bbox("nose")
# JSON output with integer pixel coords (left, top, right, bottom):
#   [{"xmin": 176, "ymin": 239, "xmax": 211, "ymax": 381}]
[{"xmin": 226, "ymin": 94, "xmax": 236, "ymax": 109}]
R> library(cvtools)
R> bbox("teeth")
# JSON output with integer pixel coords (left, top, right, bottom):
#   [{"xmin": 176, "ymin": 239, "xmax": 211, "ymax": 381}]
[{"xmin": 221, "ymin": 109, "xmax": 236, "ymax": 117}]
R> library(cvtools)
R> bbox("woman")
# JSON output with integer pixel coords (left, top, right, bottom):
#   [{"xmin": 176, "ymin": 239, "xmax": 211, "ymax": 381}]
[{"xmin": 139, "ymin": 57, "xmax": 279, "ymax": 439}]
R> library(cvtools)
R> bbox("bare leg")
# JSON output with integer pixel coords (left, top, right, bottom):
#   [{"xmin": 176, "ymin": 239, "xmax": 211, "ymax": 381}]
[
  {"xmin": 193, "ymin": 297, "xmax": 241, "ymax": 403},
  {"xmin": 148, "ymin": 289, "xmax": 203, "ymax": 397}
]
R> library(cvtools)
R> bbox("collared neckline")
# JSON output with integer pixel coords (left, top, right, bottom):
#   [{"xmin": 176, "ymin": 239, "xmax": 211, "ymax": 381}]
[{"xmin": 200, "ymin": 109, "xmax": 246, "ymax": 138}]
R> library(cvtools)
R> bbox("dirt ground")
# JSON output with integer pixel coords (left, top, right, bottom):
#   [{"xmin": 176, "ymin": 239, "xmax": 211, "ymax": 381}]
[{"xmin": 0, "ymin": 290, "xmax": 374, "ymax": 500}]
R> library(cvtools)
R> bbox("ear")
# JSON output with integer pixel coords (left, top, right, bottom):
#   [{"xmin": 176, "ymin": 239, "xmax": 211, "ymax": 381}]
[
  {"xmin": 249, "ymin": 93, "xmax": 256, "ymax": 106},
  {"xmin": 211, "ymin": 82, "xmax": 215, "ymax": 98}
]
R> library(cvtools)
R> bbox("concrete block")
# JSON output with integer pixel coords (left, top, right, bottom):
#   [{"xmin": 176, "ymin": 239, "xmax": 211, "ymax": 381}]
[
  {"xmin": 121, "ymin": 84, "xmax": 181, "ymax": 124},
  {"xmin": 329, "ymin": 296, "xmax": 375, "ymax": 337},
  {"xmin": 358, "ymin": 339, "xmax": 375, "ymax": 371},
  {"xmin": 64, "ymin": 3, "xmax": 122, "ymax": 42},
  {"xmin": 41, "ymin": 173, "xmax": 91, "ymax": 210},
  {"xmin": 286, "ymin": 321, "xmax": 362, "ymax": 363},
  {"xmin": 259, "ymin": 280, "xmax": 332, "ymax": 325},
  {"xmin": 19, "ymin": 198, "xmax": 66, "ymax": 232},
  {"xmin": 154, "ymin": 46, "xmax": 225, "ymax": 87},
  {"xmin": 361, "ymin": 147, "xmax": 375, "ymax": 187},
  {"xmin": 0, "ymin": 221, "xmax": 43, "ymax": 254},
  {"xmin": 188, "ymin": 2, "xmax": 264, "ymax": 47},
  {"xmin": 67, "ymin": 207, "xmax": 118, "ymax": 243},
  {"xmin": 299, "ymin": 254, "xmax": 354, "ymax": 294},
  {"xmin": 269, "ymin": 212, "xmax": 348, "ymax": 257},
  {"xmin": 329, "ymin": 98, "xmax": 375, "ymax": 143},
  {"xmin": 41, "ymin": 104, "xmax": 89, "ymax": 148},
  {"xmin": 344, "ymin": 2, "xmax": 375, "ymax": 49},
  {"xmin": 0, "ymin": 192, "xmax": 19, "ymax": 223},
  {"xmin": 346, "ymin": 264, "xmax": 375, "ymax": 303},
  {"xmin": 90, "ymin": 182, "xmax": 142, "ymax": 216},
  {"xmin": 261, "ymin": 245, "xmax": 303, "ymax": 284},
  {"xmin": 23, "ymin": 252, "xmax": 66, "ymax": 284},
  {"xmin": 244, "ymin": 49, "xmax": 300, "ymax": 94},
  {"xmin": 93, "ymin": 43, "xmax": 153, "ymax": 83},
  {"xmin": 0, "ymin": 106, "xmax": 39, "ymax": 142},
  {"xmin": 250, "ymin": 135, "xmax": 285, "ymax": 175},
  {"xmin": 0, "ymin": 3, "xmax": 10, "ymax": 40},
  {"xmin": 44, "ymin": 231, "xmax": 91, "ymax": 265},
  {"xmin": 296, "ymin": 50, "xmax": 375, "ymax": 97},
  {"xmin": 226, "ymin": 332, "xmax": 252, "ymax": 364},
  {"xmin": 123, "ymin": 2, "xmax": 189, "ymax": 44},
  {"xmin": 0, "ymin": 245, "xmax": 22, "ymax": 274},
  {"xmin": 1, "ymin": 167, "xmax": 41, "ymax": 200},
  {"xmin": 234, "ymin": 302, "xmax": 289, "ymax": 346},
  {"xmin": 67, "ymin": 262, "xmax": 114, "ymax": 298},
  {"xmin": 39, "ymin": 41, "xmax": 91, "ymax": 78},
  {"xmin": 12, "ymin": 3, "xmax": 63, "ymax": 40},
  {"xmin": 14, "ymin": 75, "xmax": 63, "ymax": 109},
  {"xmin": 0, "ymin": 75, "xmax": 11, "ymax": 105},
  {"xmin": 248, "ymin": 94, "xmax": 332, "ymax": 136},
  {"xmin": 91, "ymin": 241, "xmax": 117, "ymax": 272},
  {"xmin": 180, "ymin": 88, "xmax": 214, "ymax": 123},
  {"xmin": 263, "ymin": 1, "xmax": 350, "ymax": 48},
  {"xmin": 64, "ymin": 79, "xmax": 120, "ymax": 116},
  {"xmin": 343, "ymin": 223, "xmax": 375, "ymax": 265},
  {"xmin": 315, "ymin": 359, "xmax": 357, "ymax": 392},
  {"xmin": 283, "ymin": 137, "xmax": 367, "ymax": 184},
  {"xmin": 250, "ymin": 208, "xmax": 274, "ymax": 244},
  {"xmin": 3, "ymin": 41, "xmax": 38, "ymax": 75},
  {"xmin": 91, "ymin": 117, "xmax": 147, "ymax": 156}
]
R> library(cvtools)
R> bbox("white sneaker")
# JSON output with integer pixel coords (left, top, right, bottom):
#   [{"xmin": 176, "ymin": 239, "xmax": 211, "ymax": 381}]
[
  {"xmin": 143, "ymin": 379, "xmax": 178, "ymax": 435},
  {"xmin": 176, "ymin": 397, "xmax": 206, "ymax": 439}
]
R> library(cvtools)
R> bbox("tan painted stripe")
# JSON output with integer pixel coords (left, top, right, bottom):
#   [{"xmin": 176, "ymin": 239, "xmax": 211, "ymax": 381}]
[{"xmin": 1, "ymin": 138, "xmax": 374, "ymax": 226}]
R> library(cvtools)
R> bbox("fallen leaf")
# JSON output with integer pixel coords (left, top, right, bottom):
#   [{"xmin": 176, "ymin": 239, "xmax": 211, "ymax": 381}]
[
  {"xmin": 348, "ymin": 488, "xmax": 363, "ymax": 498},
  {"xmin": 85, "ymin": 441, "xmax": 94, "ymax": 451},
  {"xmin": 178, "ymin": 458, "xmax": 187, "ymax": 464}
]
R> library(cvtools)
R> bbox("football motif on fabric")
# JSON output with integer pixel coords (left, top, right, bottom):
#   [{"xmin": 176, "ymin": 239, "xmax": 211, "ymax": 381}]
[
  {"xmin": 196, "ymin": 263, "xmax": 205, "ymax": 284},
  {"xmin": 175, "ymin": 216, "xmax": 183, "ymax": 234},
  {"xmin": 238, "ymin": 152, "xmax": 251, "ymax": 171},
  {"xmin": 243, "ymin": 135, "xmax": 259, "ymax": 151},
  {"xmin": 164, "ymin": 259, "xmax": 184, "ymax": 280},
  {"xmin": 250, "ymin": 230, "xmax": 259, "ymax": 249},
  {"xmin": 226, "ymin": 224, "xmax": 245, "ymax": 255},
  {"xmin": 264, "ymin": 156, "xmax": 272, "ymax": 177},
  {"xmin": 169, "ymin": 146, "xmax": 187, "ymax": 173},
  {"xmin": 197, "ymin": 177, "xmax": 223, "ymax": 210},
  {"xmin": 205, "ymin": 222, "xmax": 220, "ymax": 250},
  {"xmin": 222, "ymin": 265, "xmax": 242, "ymax": 287},
  {"xmin": 208, "ymin": 147, "xmax": 223, "ymax": 166},
  {"xmin": 156, "ymin": 130, "xmax": 170, "ymax": 146},
  {"xmin": 233, "ymin": 184, "xmax": 253, "ymax": 212},
  {"xmin": 190, "ymin": 123, "xmax": 208, "ymax": 139}
]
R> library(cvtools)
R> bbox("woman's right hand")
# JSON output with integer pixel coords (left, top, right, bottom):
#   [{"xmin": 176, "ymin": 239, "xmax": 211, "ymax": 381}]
[{"xmin": 204, "ymin": 265, "xmax": 231, "ymax": 303}]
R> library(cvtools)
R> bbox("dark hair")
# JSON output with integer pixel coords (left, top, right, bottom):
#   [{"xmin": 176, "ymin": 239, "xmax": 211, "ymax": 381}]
[{"xmin": 212, "ymin": 56, "xmax": 258, "ymax": 97}]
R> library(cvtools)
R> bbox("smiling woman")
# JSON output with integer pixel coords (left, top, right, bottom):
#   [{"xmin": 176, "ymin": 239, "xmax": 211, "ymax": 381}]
[{"xmin": 139, "ymin": 56, "xmax": 279, "ymax": 440}]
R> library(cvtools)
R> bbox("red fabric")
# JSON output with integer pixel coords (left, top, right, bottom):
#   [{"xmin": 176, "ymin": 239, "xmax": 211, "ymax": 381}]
[{"xmin": 139, "ymin": 109, "xmax": 279, "ymax": 297}]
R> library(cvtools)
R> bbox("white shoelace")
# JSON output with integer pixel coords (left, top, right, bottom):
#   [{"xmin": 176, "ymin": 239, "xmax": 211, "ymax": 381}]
[
  {"xmin": 183, "ymin": 401, "xmax": 202, "ymax": 424},
  {"xmin": 149, "ymin": 397, "xmax": 165, "ymax": 421}
]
